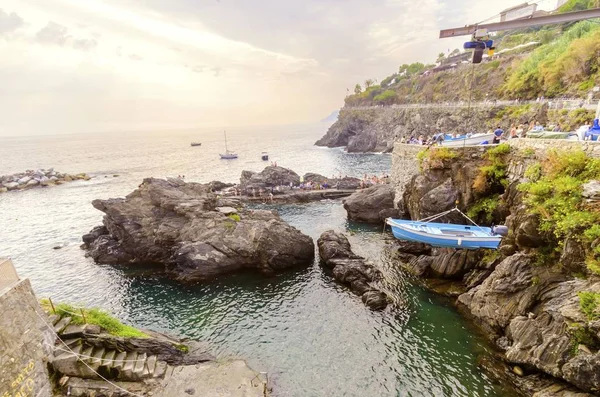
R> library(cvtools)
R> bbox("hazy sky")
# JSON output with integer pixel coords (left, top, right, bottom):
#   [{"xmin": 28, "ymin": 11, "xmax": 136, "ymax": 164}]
[{"xmin": 0, "ymin": 0, "xmax": 557, "ymax": 136}]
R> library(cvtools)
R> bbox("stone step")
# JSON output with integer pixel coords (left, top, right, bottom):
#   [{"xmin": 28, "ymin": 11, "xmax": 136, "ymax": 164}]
[
  {"xmin": 81, "ymin": 346, "xmax": 94, "ymax": 362},
  {"xmin": 89, "ymin": 347, "xmax": 105, "ymax": 366},
  {"xmin": 60, "ymin": 324, "xmax": 86, "ymax": 339},
  {"xmin": 112, "ymin": 351, "xmax": 127, "ymax": 369},
  {"xmin": 53, "ymin": 316, "xmax": 72, "ymax": 333},
  {"xmin": 62, "ymin": 338, "xmax": 82, "ymax": 350},
  {"xmin": 122, "ymin": 352, "xmax": 138, "ymax": 373},
  {"xmin": 144, "ymin": 355, "xmax": 157, "ymax": 378},
  {"xmin": 132, "ymin": 353, "xmax": 147, "ymax": 380},
  {"xmin": 63, "ymin": 376, "xmax": 147, "ymax": 397},
  {"xmin": 154, "ymin": 361, "xmax": 168, "ymax": 379},
  {"xmin": 48, "ymin": 314, "xmax": 61, "ymax": 326},
  {"xmin": 101, "ymin": 350, "xmax": 116, "ymax": 367}
]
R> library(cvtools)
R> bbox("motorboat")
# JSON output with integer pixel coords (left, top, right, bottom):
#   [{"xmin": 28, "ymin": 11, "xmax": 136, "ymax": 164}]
[
  {"xmin": 386, "ymin": 218, "xmax": 505, "ymax": 249},
  {"xmin": 190, "ymin": 142, "xmax": 202, "ymax": 147},
  {"xmin": 441, "ymin": 132, "xmax": 495, "ymax": 147},
  {"xmin": 219, "ymin": 131, "xmax": 238, "ymax": 159},
  {"xmin": 261, "ymin": 152, "xmax": 269, "ymax": 161}
]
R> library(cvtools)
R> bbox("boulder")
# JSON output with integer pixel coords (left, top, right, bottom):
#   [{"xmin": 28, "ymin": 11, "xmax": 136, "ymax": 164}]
[
  {"xmin": 18, "ymin": 176, "xmax": 31, "ymax": 185},
  {"xmin": 83, "ymin": 178, "xmax": 314, "ymax": 282},
  {"xmin": 303, "ymin": 173, "xmax": 328, "ymax": 184},
  {"xmin": 239, "ymin": 166, "xmax": 300, "ymax": 194},
  {"xmin": 334, "ymin": 177, "xmax": 361, "ymax": 190},
  {"xmin": 26, "ymin": 179, "xmax": 39, "ymax": 187},
  {"xmin": 343, "ymin": 184, "xmax": 395, "ymax": 223},
  {"xmin": 208, "ymin": 181, "xmax": 234, "ymax": 192},
  {"xmin": 317, "ymin": 230, "xmax": 388, "ymax": 310},
  {"xmin": 4, "ymin": 182, "xmax": 19, "ymax": 190},
  {"xmin": 0, "ymin": 187, "xmax": 7, "ymax": 193},
  {"xmin": 582, "ymin": 180, "xmax": 600, "ymax": 201}
]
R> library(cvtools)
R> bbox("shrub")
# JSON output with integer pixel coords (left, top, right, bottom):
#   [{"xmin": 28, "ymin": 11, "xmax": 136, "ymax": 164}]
[
  {"xmin": 518, "ymin": 149, "xmax": 600, "ymax": 273},
  {"xmin": 473, "ymin": 144, "xmax": 510, "ymax": 194},
  {"xmin": 227, "ymin": 213, "xmax": 241, "ymax": 222},
  {"xmin": 417, "ymin": 147, "xmax": 458, "ymax": 170},
  {"xmin": 467, "ymin": 195, "xmax": 500, "ymax": 224},
  {"xmin": 578, "ymin": 291, "xmax": 600, "ymax": 321}
]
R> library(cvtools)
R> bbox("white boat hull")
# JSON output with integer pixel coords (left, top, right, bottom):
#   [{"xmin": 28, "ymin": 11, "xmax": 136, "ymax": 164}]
[
  {"xmin": 219, "ymin": 153, "xmax": 238, "ymax": 159},
  {"xmin": 442, "ymin": 133, "xmax": 495, "ymax": 147}
]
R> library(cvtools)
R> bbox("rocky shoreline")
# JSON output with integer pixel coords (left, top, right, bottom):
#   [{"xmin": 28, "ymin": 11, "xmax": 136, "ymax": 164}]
[
  {"xmin": 1, "ymin": 169, "xmax": 90, "ymax": 193},
  {"xmin": 381, "ymin": 143, "xmax": 600, "ymax": 395}
]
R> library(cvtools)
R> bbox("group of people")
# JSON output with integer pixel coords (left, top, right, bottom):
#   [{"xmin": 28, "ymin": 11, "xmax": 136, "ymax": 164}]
[{"xmin": 492, "ymin": 121, "xmax": 549, "ymax": 142}]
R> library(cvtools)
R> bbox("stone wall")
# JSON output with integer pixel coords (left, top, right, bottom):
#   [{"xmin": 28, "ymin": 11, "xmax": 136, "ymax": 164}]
[
  {"xmin": 507, "ymin": 138, "xmax": 600, "ymax": 158},
  {"xmin": 0, "ymin": 278, "xmax": 53, "ymax": 397}
]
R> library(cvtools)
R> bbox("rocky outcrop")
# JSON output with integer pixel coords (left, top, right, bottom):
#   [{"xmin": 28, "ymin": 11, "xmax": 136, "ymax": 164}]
[
  {"xmin": 240, "ymin": 166, "xmax": 300, "ymax": 194},
  {"xmin": 342, "ymin": 184, "xmax": 397, "ymax": 223},
  {"xmin": 390, "ymin": 144, "xmax": 600, "ymax": 394},
  {"xmin": 317, "ymin": 230, "xmax": 388, "ymax": 310},
  {"xmin": 83, "ymin": 178, "xmax": 315, "ymax": 282},
  {"xmin": 0, "ymin": 168, "xmax": 90, "ymax": 193},
  {"xmin": 316, "ymin": 104, "xmax": 547, "ymax": 152}
]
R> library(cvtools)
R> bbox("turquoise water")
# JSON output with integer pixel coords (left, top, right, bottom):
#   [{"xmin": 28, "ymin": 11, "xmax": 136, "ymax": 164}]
[{"xmin": 0, "ymin": 124, "xmax": 513, "ymax": 396}]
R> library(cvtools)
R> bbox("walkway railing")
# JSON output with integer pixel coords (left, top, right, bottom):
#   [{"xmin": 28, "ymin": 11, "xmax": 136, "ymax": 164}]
[{"xmin": 0, "ymin": 258, "xmax": 20, "ymax": 292}]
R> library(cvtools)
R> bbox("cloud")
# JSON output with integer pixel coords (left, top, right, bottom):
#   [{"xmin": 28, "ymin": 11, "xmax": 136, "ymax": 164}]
[
  {"xmin": 72, "ymin": 37, "xmax": 97, "ymax": 51},
  {"xmin": 0, "ymin": 8, "xmax": 24, "ymax": 34},
  {"xmin": 128, "ymin": 53, "xmax": 142, "ymax": 60},
  {"xmin": 36, "ymin": 21, "xmax": 70, "ymax": 45}
]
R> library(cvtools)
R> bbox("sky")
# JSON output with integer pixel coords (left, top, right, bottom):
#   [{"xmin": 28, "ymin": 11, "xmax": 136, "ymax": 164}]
[{"xmin": 0, "ymin": 0, "xmax": 558, "ymax": 136}]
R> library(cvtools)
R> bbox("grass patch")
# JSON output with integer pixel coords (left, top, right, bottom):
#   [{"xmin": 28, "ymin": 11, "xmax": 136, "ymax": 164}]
[
  {"xmin": 40, "ymin": 300, "xmax": 148, "ymax": 338},
  {"xmin": 417, "ymin": 147, "xmax": 458, "ymax": 170},
  {"xmin": 518, "ymin": 149, "xmax": 600, "ymax": 273},
  {"xmin": 175, "ymin": 343, "xmax": 189, "ymax": 353},
  {"xmin": 227, "ymin": 213, "xmax": 241, "ymax": 222},
  {"xmin": 578, "ymin": 291, "xmax": 600, "ymax": 321}
]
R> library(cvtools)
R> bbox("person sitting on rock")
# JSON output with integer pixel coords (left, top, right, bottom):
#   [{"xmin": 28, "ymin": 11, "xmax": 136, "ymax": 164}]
[{"xmin": 493, "ymin": 126, "xmax": 503, "ymax": 144}]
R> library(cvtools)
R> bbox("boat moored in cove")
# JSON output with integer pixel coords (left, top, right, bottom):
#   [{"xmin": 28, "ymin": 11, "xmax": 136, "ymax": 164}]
[
  {"xmin": 190, "ymin": 142, "xmax": 202, "ymax": 147},
  {"xmin": 441, "ymin": 132, "xmax": 495, "ymax": 147},
  {"xmin": 219, "ymin": 130, "xmax": 238, "ymax": 159},
  {"xmin": 261, "ymin": 152, "xmax": 269, "ymax": 161}
]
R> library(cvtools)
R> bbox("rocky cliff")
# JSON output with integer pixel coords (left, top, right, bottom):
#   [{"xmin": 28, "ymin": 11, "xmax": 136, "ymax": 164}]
[
  {"xmin": 315, "ymin": 104, "xmax": 549, "ymax": 153},
  {"xmin": 390, "ymin": 142, "xmax": 600, "ymax": 395}
]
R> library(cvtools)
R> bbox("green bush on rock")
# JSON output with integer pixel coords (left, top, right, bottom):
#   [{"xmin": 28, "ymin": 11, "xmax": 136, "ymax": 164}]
[
  {"xmin": 518, "ymin": 149, "xmax": 600, "ymax": 273},
  {"xmin": 578, "ymin": 291, "xmax": 600, "ymax": 321}
]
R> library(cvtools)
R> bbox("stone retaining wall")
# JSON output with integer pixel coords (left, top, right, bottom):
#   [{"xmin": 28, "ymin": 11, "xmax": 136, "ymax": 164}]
[
  {"xmin": 0, "ymin": 277, "xmax": 53, "ymax": 397},
  {"xmin": 507, "ymin": 138, "xmax": 600, "ymax": 157}
]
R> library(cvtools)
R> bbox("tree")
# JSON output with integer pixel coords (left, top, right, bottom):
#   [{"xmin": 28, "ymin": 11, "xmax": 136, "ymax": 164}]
[
  {"xmin": 449, "ymin": 48, "xmax": 460, "ymax": 57},
  {"xmin": 354, "ymin": 83, "xmax": 362, "ymax": 95},
  {"xmin": 407, "ymin": 62, "xmax": 425, "ymax": 75},
  {"xmin": 364, "ymin": 78, "xmax": 377, "ymax": 89},
  {"xmin": 437, "ymin": 52, "xmax": 446, "ymax": 62}
]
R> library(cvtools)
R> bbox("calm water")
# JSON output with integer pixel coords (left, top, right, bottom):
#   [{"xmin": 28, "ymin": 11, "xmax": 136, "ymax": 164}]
[{"xmin": 0, "ymin": 124, "xmax": 512, "ymax": 396}]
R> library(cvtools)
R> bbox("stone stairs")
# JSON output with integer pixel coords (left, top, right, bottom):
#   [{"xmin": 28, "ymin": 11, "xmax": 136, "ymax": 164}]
[{"xmin": 49, "ymin": 316, "xmax": 169, "ymax": 383}]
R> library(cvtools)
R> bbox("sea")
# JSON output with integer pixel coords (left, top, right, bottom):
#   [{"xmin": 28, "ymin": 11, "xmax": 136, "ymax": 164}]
[{"xmin": 0, "ymin": 123, "xmax": 514, "ymax": 397}]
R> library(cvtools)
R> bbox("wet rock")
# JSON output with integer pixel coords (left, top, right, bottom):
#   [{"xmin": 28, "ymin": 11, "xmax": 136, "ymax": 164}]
[
  {"xmin": 343, "ymin": 184, "xmax": 395, "ymax": 223},
  {"xmin": 83, "ymin": 178, "xmax": 314, "ymax": 282},
  {"xmin": 393, "ymin": 241, "xmax": 432, "ymax": 256},
  {"xmin": 82, "ymin": 226, "xmax": 108, "ymax": 247},
  {"xmin": 317, "ymin": 230, "xmax": 388, "ymax": 310}
]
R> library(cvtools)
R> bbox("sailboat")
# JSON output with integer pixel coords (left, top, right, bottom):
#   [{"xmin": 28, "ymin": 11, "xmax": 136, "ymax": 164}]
[{"xmin": 219, "ymin": 130, "xmax": 238, "ymax": 159}]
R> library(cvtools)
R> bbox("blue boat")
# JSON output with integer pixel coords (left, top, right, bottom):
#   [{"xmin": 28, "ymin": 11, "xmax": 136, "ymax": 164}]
[{"xmin": 386, "ymin": 218, "xmax": 503, "ymax": 249}]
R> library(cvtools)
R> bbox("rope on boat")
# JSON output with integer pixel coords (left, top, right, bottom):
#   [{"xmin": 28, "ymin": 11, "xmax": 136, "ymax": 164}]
[{"xmin": 416, "ymin": 207, "xmax": 488, "ymax": 233}]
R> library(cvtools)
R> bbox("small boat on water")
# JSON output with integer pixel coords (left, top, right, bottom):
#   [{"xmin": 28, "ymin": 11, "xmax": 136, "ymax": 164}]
[
  {"xmin": 386, "ymin": 218, "xmax": 505, "ymax": 249},
  {"xmin": 441, "ymin": 132, "xmax": 495, "ymax": 147},
  {"xmin": 190, "ymin": 142, "xmax": 202, "ymax": 147},
  {"xmin": 261, "ymin": 152, "xmax": 269, "ymax": 161},
  {"xmin": 219, "ymin": 130, "xmax": 238, "ymax": 159}
]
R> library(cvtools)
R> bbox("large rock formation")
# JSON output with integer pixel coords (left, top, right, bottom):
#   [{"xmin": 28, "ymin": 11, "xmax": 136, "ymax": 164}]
[
  {"xmin": 239, "ymin": 166, "xmax": 300, "ymax": 194},
  {"xmin": 390, "ymin": 144, "xmax": 600, "ymax": 395},
  {"xmin": 317, "ymin": 230, "xmax": 388, "ymax": 310},
  {"xmin": 342, "ymin": 184, "xmax": 397, "ymax": 223},
  {"xmin": 315, "ymin": 104, "xmax": 548, "ymax": 152},
  {"xmin": 83, "ymin": 178, "xmax": 315, "ymax": 282}
]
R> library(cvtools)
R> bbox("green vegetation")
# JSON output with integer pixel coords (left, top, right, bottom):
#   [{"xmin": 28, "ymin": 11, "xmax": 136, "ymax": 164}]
[
  {"xmin": 524, "ymin": 163, "xmax": 542, "ymax": 181},
  {"xmin": 417, "ymin": 147, "xmax": 458, "ymax": 169},
  {"xmin": 175, "ymin": 343, "xmax": 190, "ymax": 353},
  {"xmin": 569, "ymin": 322, "xmax": 599, "ymax": 354},
  {"xmin": 467, "ymin": 195, "xmax": 500, "ymax": 223},
  {"xmin": 548, "ymin": 108, "xmax": 595, "ymax": 131},
  {"xmin": 40, "ymin": 300, "xmax": 148, "ymax": 338},
  {"xmin": 493, "ymin": 104, "xmax": 532, "ymax": 121},
  {"xmin": 473, "ymin": 144, "xmax": 511, "ymax": 194},
  {"xmin": 227, "ymin": 213, "xmax": 241, "ymax": 222},
  {"xmin": 559, "ymin": 0, "xmax": 599, "ymax": 12},
  {"xmin": 373, "ymin": 90, "xmax": 397, "ymax": 105},
  {"xmin": 518, "ymin": 149, "xmax": 600, "ymax": 273},
  {"xmin": 504, "ymin": 21, "xmax": 600, "ymax": 98},
  {"xmin": 520, "ymin": 148, "xmax": 536, "ymax": 158},
  {"xmin": 578, "ymin": 291, "xmax": 600, "ymax": 321}
]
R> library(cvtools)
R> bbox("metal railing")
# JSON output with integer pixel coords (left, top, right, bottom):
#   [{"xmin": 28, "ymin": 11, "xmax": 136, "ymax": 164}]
[{"xmin": 0, "ymin": 258, "xmax": 20, "ymax": 292}]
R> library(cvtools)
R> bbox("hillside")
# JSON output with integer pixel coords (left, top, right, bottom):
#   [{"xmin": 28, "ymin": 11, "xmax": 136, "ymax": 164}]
[{"xmin": 344, "ymin": 10, "xmax": 600, "ymax": 107}]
